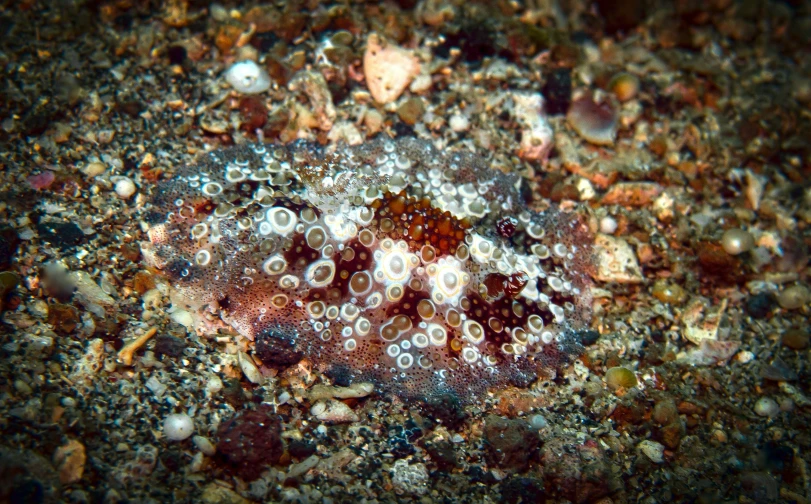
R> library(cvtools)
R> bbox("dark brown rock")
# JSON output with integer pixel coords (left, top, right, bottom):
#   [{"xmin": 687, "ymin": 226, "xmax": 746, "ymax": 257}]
[
  {"xmin": 216, "ymin": 407, "xmax": 283, "ymax": 481},
  {"xmin": 483, "ymin": 415, "xmax": 538, "ymax": 472}
]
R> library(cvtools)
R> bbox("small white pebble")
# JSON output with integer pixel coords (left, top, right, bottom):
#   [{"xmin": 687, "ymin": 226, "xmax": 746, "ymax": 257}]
[
  {"xmin": 529, "ymin": 414, "xmax": 547, "ymax": 429},
  {"xmin": 754, "ymin": 397, "xmax": 780, "ymax": 418},
  {"xmin": 205, "ymin": 374, "xmax": 224, "ymax": 397},
  {"xmin": 192, "ymin": 435, "xmax": 216, "ymax": 456},
  {"xmin": 114, "ymin": 177, "xmax": 136, "ymax": 199},
  {"xmin": 778, "ymin": 285, "xmax": 809, "ymax": 310},
  {"xmin": 163, "ymin": 413, "xmax": 194, "ymax": 441},
  {"xmin": 409, "ymin": 73, "xmax": 432, "ymax": 94},
  {"xmin": 721, "ymin": 228, "xmax": 755, "ymax": 255},
  {"xmin": 145, "ymin": 375, "xmax": 167, "ymax": 398},
  {"xmin": 239, "ymin": 351, "xmax": 263, "ymax": 384},
  {"xmin": 190, "ymin": 452, "xmax": 205, "ymax": 473},
  {"xmin": 170, "ymin": 309, "xmax": 194, "ymax": 329},
  {"xmin": 81, "ymin": 162, "xmax": 107, "ymax": 178},
  {"xmin": 449, "ymin": 114, "xmax": 470, "ymax": 133},
  {"xmin": 209, "ymin": 3, "xmax": 228, "ymax": 21},
  {"xmin": 225, "ymin": 60, "xmax": 271, "ymax": 94},
  {"xmin": 599, "ymin": 215, "xmax": 618, "ymax": 234},
  {"xmin": 735, "ymin": 350, "xmax": 755, "ymax": 364},
  {"xmin": 637, "ymin": 439, "xmax": 665, "ymax": 463}
]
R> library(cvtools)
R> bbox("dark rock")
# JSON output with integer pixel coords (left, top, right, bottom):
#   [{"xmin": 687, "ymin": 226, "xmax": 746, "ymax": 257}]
[
  {"xmin": 652, "ymin": 399, "xmax": 679, "ymax": 426},
  {"xmin": 250, "ymin": 31, "xmax": 281, "ymax": 54},
  {"xmin": 153, "ymin": 334, "xmax": 187, "ymax": 358},
  {"xmin": 483, "ymin": 415, "xmax": 539, "ymax": 472},
  {"xmin": 781, "ymin": 328, "xmax": 810, "ymax": 350},
  {"xmin": 9, "ymin": 478, "xmax": 44, "ymax": 504},
  {"xmin": 501, "ymin": 476, "xmax": 546, "ymax": 504},
  {"xmin": 436, "ymin": 20, "xmax": 499, "ymax": 64},
  {"xmin": 542, "ymin": 68, "xmax": 572, "ymax": 115},
  {"xmin": 0, "ymin": 447, "xmax": 61, "ymax": 504},
  {"xmin": 216, "ymin": 407, "xmax": 283, "ymax": 481},
  {"xmin": 116, "ymin": 101, "xmax": 144, "ymax": 118},
  {"xmin": 113, "ymin": 13, "xmax": 134, "ymax": 30},
  {"xmin": 659, "ymin": 421, "xmax": 685, "ymax": 450},
  {"xmin": 422, "ymin": 392, "xmax": 467, "ymax": 430},
  {"xmin": 0, "ymin": 272, "xmax": 20, "ymax": 313},
  {"xmin": 745, "ymin": 292, "xmax": 776, "ymax": 319},
  {"xmin": 0, "ymin": 228, "xmax": 20, "ymax": 270},
  {"xmin": 610, "ymin": 401, "xmax": 645, "ymax": 426},
  {"xmin": 392, "ymin": 121, "xmax": 415, "ymax": 138},
  {"xmin": 540, "ymin": 438, "xmax": 614, "ymax": 503},
  {"xmin": 159, "ymin": 449, "xmax": 182, "ymax": 473},
  {"xmin": 325, "ymin": 364, "xmax": 354, "ymax": 387},
  {"xmin": 221, "ymin": 378, "xmax": 246, "ymax": 408},
  {"xmin": 386, "ymin": 419, "xmax": 422, "ymax": 458},
  {"xmin": 254, "ymin": 325, "xmax": 304, "ymax": 366},
  {"xmin": 760, "ymin": 357, "xmax": 797, "ymax": 382},
  {"xmin": 467, "ymin": 465, "xmax": 498, "ymax": 484},
  {"xmin": 166, "ymin": 45, "xmax": 186, "ymax": 65},
  {"xmin": 424, "ymin": 440, "xmax": 459, "ymax": 472},
  {"xmin": 739, "ymin": 472, "xmax": 779, "ymax": 503},
  {"xmin": 595, "ymin": 0, "xmax": 645, "ymax": 34},
  {"xmin": 675, "ymin": 435, "xmax": 709, "ymax": 470},
  {"xmin": 576, "ymin": 329, "xmax": 601, "ymax": 346},
  {"xmin": 288, "ymin": 440, "xmax": 316, "ymax": 459},
  {"xmin": 36, "ymin": 221, "xmax": 84, "ymax": 251},
  {"xmin": 47, "ymin": 303, "xmax": 80, "ymax": 335},
  {"xmin": 758, "ymin": 442, "xmax": 794, "ymax": 474}
]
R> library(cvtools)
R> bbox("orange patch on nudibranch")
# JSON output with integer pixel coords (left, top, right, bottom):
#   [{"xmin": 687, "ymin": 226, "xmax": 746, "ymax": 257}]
[{"xmin": 371, "ymin": 190, "xmax": 471, "ymax": 255}]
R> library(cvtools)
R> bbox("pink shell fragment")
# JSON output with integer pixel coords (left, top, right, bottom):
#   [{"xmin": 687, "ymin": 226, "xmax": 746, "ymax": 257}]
[
  {"xmin": 27, "ymin": 171, "xmax": 56, "ymax": 190},
  {"xmin": 567, "ymin": 94, "xmax": 618, "ymax": 146}
]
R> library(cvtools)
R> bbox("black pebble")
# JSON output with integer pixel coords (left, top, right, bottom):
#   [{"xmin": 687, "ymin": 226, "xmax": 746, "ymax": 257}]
[
  {"xmin": 467, "ymin": 465, "xmax": 498, "ymax": 484},
  {"xmin": 154, "ymin": 334, "xmax": 187, "ymax": 358},
  {"xmin": 422, "ymin": 392, "xmax": 467, "ymax": 429},
  {"xmin": 36, "ymin": 221, "xmax": 84, "ymax": 251},
  {"xmin": 542, "ymin": 68, "xmax": 572, "ymax": 115},
  {"xmin": 425, "ymin": 440, "xmax": 459, "ymax": 472},
  {"xmin": 745, "ymin": 292, "xmax": 776, "ymax": 319},
  {"xmin": 167, "ymin": 45, "xmax": 187, "ymax": 65},
  {"xmin": 10, "ymin": 479, "xmax": 44, "ymax": 504},
  {"xmin": 501, "ymin": 477, "xmax": 547, "ymax": 504},
  {"xmin": 392, "ymin": 122, "xmax": 415, "ymax": 138},
  {"xmin": 255, "ymin": 326, "xmax": 304, "ymax": 366},
  {"xmin": 577, "ymin": 329, "xmax": 601, "ymax": 346},
  {"xmin": 288, "ymin": 440, "xmax": 316, "ymax": 459},
  {"xmin": 0, "ymin": 227, "xmax": 20, "ymax": 269}
]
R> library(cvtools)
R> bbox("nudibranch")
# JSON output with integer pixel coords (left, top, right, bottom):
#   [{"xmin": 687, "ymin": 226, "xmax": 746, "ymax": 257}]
[{"xmin": 142, "ymin": 137, "xmax": 593, "ymax": 402}]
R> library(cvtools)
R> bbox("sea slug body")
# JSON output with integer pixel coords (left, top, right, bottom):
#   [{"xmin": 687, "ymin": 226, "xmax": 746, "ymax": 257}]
[{"xmin": 142, "ymin": 137, "xmax": 593, "ymax": 402}]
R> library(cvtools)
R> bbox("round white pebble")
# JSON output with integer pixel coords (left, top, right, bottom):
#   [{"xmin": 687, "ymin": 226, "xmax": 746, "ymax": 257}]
[
  {"xmin": 449, "ymin": 114, "xmax": 470, "ymax": 133},
  {"xmin": 225, "ymin": 60, "xmax": 271, "ymax": 94},
  {"xmin": 163, "ymin": 413, "xmax": 194, "ymax": 441},
  {"xmin": 599, "ymin": 215, "xmax": 618, "ymax": 234},
  {"xmin": 721, "ymin": 228, "xmax": 755, "ymax": 255},
  {"xmin": 754, "ymin": 397, "xmax": 780, "ymax": 418},
  {"xmin": 114, "ymin": 177, "xmax": 136, "ymax": 199},
  {"xmin": 529, "ymin": 414, "xmax": 548, "ymax": 429}
]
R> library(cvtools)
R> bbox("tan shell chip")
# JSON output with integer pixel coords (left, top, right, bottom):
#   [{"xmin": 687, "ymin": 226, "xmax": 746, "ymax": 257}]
[{"xmin": 363, "ymin": 33, "xmax": 421, "ymax": 105}]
